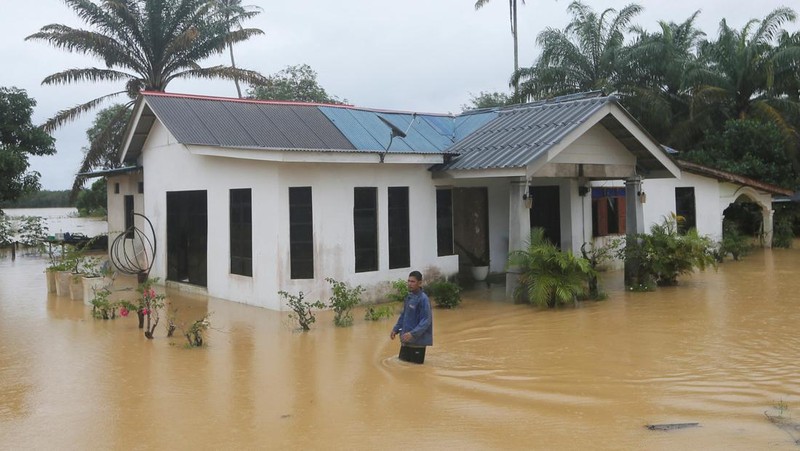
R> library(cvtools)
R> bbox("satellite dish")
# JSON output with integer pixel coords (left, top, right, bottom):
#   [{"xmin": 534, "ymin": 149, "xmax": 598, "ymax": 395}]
[{"xmin": 377, "ymin": 115, "xmax": 407, "ymax": 138}]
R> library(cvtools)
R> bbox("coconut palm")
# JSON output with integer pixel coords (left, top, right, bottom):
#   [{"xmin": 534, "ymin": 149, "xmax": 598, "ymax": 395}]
[
  {"xmin": 475, "ymin": 0, "xmax": 526, "ymax": 96},
  {"xmin": 514, "ymin": 1, "xmax": 642, "ymax": 101},
  {"xmin": 618, "ymin": 11, "xmax": 707, "ymax": 148},
  {"xmin": 26, "ymin": 0, "xmax": 266, "ymax": 194},
  {"xmin": 211, "ymin": 0, "xmax": 263, "ymax": 98}
]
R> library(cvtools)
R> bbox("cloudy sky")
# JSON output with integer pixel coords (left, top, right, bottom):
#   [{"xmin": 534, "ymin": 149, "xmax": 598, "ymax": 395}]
[{"xmin": 2, "ymin": 0, "xmax": 797, "ymax": 190}]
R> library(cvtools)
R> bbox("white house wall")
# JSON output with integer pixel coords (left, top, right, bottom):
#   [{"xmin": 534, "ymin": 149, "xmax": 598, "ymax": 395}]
[
  {"xmin": 139, "ymin": 121, "xmax": 458, "ymax": 310},
  {"xmin": 643, "ymin": 173, "xmax": 723, "ymax": 241},
  {"xmin": 592, "ymin": 172, "xmax": 723, "ymax": 241}
]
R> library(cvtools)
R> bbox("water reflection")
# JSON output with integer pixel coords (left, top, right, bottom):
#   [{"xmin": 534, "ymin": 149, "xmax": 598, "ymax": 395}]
[{"xmin": 1, "ymin": 249, "xmax": 799, "ymax": 449}]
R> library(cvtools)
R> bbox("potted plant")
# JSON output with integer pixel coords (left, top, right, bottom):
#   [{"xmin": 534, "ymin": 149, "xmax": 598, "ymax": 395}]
[
  {"xmin": 456, "ymin": 241, "xmax": 490, "ymax": 281},
  {"xmin": 54, "ymin": 245, "xmax": 81, "ymax": 297},
  {"xmin": 81, "ymin": 256, "xmax": 114, "ymax": 306}
]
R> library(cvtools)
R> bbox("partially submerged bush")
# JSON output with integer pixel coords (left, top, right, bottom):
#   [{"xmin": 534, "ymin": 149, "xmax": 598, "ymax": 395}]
[
  {"xmin": 620, "ymin": 215, "xmax": 717, "ymax": 287},
  {"xmin": 719, "ymin": 221, "xmax": 752, "ymax": 261},
  {"xmin": 386, "ymin": 279, "xmax": 408, "ymax": 303},
  {"xmin": 184, "ymin": 313, "xmax": 212, "ymax": 348},
  {"xmin": 326, "ymin": 277, "xmax": 364, "ymax": 327},
  {"xmin": 508, "ymin": 228, "xmax": 594, "ymax": 308},
  {"xmin": 90, "ymin": 288, "xmax": 116, "ymax": 319},
  {"xmin": 426, "ymin": 279, "xmax": 462, "ymax": 309},
  {"xmin": 280, "ymin": 290, "xmax": 324, "ymax": 331},
  {"xmin": 364, "ymin": 305, "xmax": 394, "ymax": 321}
]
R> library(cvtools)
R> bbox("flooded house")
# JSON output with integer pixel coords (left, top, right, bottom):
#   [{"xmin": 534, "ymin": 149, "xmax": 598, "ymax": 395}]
[{"xmin": 99, "ymin": 91, "xmax": 790, "ymax": 310}]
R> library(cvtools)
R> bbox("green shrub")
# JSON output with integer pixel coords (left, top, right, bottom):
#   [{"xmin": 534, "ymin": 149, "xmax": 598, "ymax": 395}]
[
  {"xmin": 90, "ymin": 288, "xmax": 116, "ymax": 319},
  {"xmin": 386, "ymin": 279, "xmax": 408, "ymax": 303},
  {"xmin": 326, "ymin": 278, "xmax": 364, "ymax": 327},
  {"xmin": 508, "ymin": 228, "xmax": 595, "ymax": 308},
  {"xmin": 279, "ymin": 290, "xmax": 325, "ymax": 331},
  {"xmin": 364, "ymin": 305, "xmax": 394, "ymax": 321},
  {"xmin": 719, "ymin": 221, "xmax": 752, "ymax": 260},
  {"xmin": 772, "ymin": 215, "xmax": 794, "ymax": 249},
  {"xmin": 621, "ymin": 215, "xmax": 717, "ymax": 287},
  {"xmin": 426, "ymin": 279, "xmax": 462, "ymax": 309}
]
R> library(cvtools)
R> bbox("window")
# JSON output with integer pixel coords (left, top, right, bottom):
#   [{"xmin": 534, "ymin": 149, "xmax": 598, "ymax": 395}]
[
  {"xmin": 229, "ymin": 189, "xmax": 252, "ymax": 276},
  {"xmin": 592, "ymin": 188, "xmax": 626, "ymax": 237},
  {"xmin": 388, "ymin": 187, "xmax": 410, "ymax": 269},
  {"xmin": 114, "ymin": 182, "xmax": 120, "ymax": 194},
  {"xmin": 138, "ymin": 181, "xmax": 144, "ymax": 194},
  {"xmin": 354, "ymin": 187, "xmax": 378, "ymax": 272},
  {"xmin": 675, "ymin": 187, "xmax": 696, "ymax": 234},
  {"xmin": 289, "ymin": 187, "xmax": 314, "ymax": 279},
  {"xmin": 124, "ymin": 195, "xmax": 134, "ymax": 239},
  {"xmin": 436, "ymin": 189, "xmax": 454, "ymax": 256}
]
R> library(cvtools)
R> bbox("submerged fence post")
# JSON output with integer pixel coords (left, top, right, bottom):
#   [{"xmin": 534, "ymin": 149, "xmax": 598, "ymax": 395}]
[{"xmin": 11, "ymin": 241, "xmax": 16, "ymax": 261}]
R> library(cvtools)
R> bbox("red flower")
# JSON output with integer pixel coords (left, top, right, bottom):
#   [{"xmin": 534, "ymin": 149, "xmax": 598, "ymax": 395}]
[{"xmin": 119, "ymin": 307, "xmax": 129, "ymax": 317}]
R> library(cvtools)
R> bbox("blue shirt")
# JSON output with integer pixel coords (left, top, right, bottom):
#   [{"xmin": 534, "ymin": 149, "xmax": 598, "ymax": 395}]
[{"xmin": 392, "ymin": 289, "xmax": 433, "ymax": 347}]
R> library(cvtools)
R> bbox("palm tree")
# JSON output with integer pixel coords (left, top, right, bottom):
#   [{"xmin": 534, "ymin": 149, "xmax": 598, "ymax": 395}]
[
  {"xmin": 618, "ymin": 12, "xmax": 706, "ymax": 148},
  {"xmin": 211, "ymin": 0, "xmax": 263, "ymax": 98},
  {"xmin": 693, "ymin": 7, "xmax": 800, "ymax": 164},
  {"xmin": 507, "ymin": 228, "xmax": 594, "ymax": 308},
  {"xmin": 26, "ymin": 0, "xmax": 266, "ymax": 195},
  {"xmin": 475, "ymin": 0, "xmax": 526, "ymax": 96},
  {"xmin": 514, "ymin": 1, "xmax": 642, "ymax": 101},
  {"xmin": 695, "ymin": 8, "xmax": 799, "ymax": 120}
]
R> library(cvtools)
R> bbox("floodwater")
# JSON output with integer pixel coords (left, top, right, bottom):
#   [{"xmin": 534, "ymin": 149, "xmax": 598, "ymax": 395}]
[{"xmin": 1, "ymin": 247, "xmax": 800, "ymax": 450}]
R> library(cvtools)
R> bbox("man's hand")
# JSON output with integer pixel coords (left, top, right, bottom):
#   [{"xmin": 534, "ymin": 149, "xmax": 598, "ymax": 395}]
[
  {"xmin": 401, "ymin": 332, "xmax": 413, "ymax": 342},
  {"xmin": 390, "ymin": 330, "xmax": 397, "ymax": 340}
]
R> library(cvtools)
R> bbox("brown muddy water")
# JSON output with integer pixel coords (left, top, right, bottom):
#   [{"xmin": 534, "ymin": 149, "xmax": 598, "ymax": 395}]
[{"xmin": 1, "ymin": 249, "xmax": 799, "ymax": 450}]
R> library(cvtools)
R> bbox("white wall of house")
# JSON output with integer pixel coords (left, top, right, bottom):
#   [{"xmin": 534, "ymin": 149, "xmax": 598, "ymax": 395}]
[
  {"xmin": 135, "ymin": 121, "xmax": 458, "ymax": 310},
  {"xmin": 643, "ymin": 172, "xmax": 723, "ymax": 241}
]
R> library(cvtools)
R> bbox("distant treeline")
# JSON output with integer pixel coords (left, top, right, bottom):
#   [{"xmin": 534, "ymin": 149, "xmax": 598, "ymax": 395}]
[{"xmin": 0, "ymin": 190, "xmax": 73, "ymax": 209}]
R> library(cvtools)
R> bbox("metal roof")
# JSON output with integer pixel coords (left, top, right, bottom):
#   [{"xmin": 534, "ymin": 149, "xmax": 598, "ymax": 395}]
[
  {"xmin": 122, "ymin": 91, "xmax": 670, "ymax": 178},
  {"xmin": 142, "ymin": 93, "xmax": 355, "ymax": 151},
  {"xmin": 437, "ymin": 94, "xmax": 610, "ymax": 171}
]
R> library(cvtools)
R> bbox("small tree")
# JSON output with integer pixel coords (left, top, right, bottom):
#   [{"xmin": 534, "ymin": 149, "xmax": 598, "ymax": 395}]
[
  {"xmin": 184, "ymin": 313, "xmax": 213, "ymax": 347},
  {"xmin": 508, "ymin": 228, "xmax": 595, "ymax": 308},
  {"xmin": 326, "ymin": 278, "xmax": 364, "ymax": 327},
  {"xmin": 279, "ymin": 290, "xmax": 325, "ymax": 331}
]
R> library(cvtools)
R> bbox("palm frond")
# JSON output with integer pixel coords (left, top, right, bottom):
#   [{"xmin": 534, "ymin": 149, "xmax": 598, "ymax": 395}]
[{"xmin": 41, "ymin": 91, "xmax": 127, "ymax": 132}]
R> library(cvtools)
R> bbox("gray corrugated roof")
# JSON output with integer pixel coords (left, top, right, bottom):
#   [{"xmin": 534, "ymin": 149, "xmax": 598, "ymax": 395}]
[
  {"xmin": 143, "ymin": 94, "xmax": 356, "ymax": 151},
  {"xmin": 437, "ymin": 94, "xmax": 610, "ymax": 171}
]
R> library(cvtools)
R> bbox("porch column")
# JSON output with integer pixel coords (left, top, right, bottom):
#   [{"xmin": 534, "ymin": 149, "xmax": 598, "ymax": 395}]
[
  {"xmin": 506, "ymin": 179, "xmax": 531, "ymax": 299},
  {"xmin": 624, "ymin": 176, "xmax": 645, "ymax": 286},
  {"xmin": 762, "ymin": 207, "xmax": 775, "ymax": 248}
]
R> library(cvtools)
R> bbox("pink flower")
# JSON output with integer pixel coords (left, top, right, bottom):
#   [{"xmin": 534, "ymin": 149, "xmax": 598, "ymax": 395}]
[
  {"xmin": 141, "ymin": 308, "xmax": 149, "ymax": 315},
  {"xmin": 119, "ymin": 307, "xmax": 129, "ymax": 317},
  {"xmin": 146, "ymin": 288, "xmax": 156, "ymax": 299}
]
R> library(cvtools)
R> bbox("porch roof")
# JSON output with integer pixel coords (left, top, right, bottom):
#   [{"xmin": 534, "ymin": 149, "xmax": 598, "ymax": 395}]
[
  {"xmin": 433, "ymin": 92, "xmax": 678, "ymax": 178},
  {"xmin": 677, "ymin": 160, "xmax": 794, "ymax": 196}
]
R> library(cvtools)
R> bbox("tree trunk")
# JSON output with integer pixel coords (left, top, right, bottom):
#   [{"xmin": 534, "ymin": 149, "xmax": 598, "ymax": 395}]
[{"xmin": 229, "ymin": 43, "xmax": 242, "ymax": 98}]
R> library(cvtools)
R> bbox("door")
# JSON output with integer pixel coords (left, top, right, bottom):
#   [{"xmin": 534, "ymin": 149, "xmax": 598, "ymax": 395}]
[
  {"xmin": 166, "ymin": 190, "xmax": 207, "ymax": 286},
  {"xmin": 530, "ymin": 185, "xmax": 561, "ymax": 248}
]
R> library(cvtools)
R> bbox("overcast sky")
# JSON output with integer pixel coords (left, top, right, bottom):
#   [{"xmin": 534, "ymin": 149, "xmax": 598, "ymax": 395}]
[{"xmin": 2, "ymin": 0, "xmax": 797, "ymax": 190}]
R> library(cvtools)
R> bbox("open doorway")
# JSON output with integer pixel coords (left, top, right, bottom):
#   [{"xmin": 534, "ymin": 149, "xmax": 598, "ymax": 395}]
[
  {"xmin": 530, "ymin": 185, "xmax": 561, "ymax": 248},
  {"xmin": 166, "ymin": 190, "xmax": 207, "ymax": 286}
]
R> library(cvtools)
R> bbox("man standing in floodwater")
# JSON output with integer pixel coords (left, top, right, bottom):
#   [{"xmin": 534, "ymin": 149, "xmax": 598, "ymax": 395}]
[{"xmin": 390, "ymin": 270, "xmax": 433, "ymax": 364}]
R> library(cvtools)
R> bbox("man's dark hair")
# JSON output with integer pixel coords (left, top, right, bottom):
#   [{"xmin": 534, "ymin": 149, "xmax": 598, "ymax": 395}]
[{"xmin": 409, "ymin": 270, "xmax": 423, "ymax": 281}]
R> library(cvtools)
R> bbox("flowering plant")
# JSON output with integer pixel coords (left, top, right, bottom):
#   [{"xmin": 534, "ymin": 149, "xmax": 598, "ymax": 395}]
[{"xmin": 134, "ymin": 277, "xmax": 166, "ymax": 339}]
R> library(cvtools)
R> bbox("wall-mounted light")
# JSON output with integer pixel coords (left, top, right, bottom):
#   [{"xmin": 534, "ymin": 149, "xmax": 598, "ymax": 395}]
[
  {"xmin": 522, "ymin": 186, "xmax": 533, "ymax": 209},
  {"xmin": 578, "ymin": 185, "xmax": 590, "ymax": 197},
  {"xmin": 638, "ymin": 190, "xmax": 647, "ymax": 203}
]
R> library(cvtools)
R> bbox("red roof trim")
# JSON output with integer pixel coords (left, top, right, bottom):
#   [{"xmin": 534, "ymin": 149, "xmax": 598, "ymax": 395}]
[
  {"xmin": 677, "ymin": 159, "xmax": 794, "ymax": 196},
  {"xmin": 140, "ymin": 90, "xmax": 355, "ymax": 109},
  {"xmin": 139, "ymin": 91, "xmax": 454, "ymax": 117}
]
